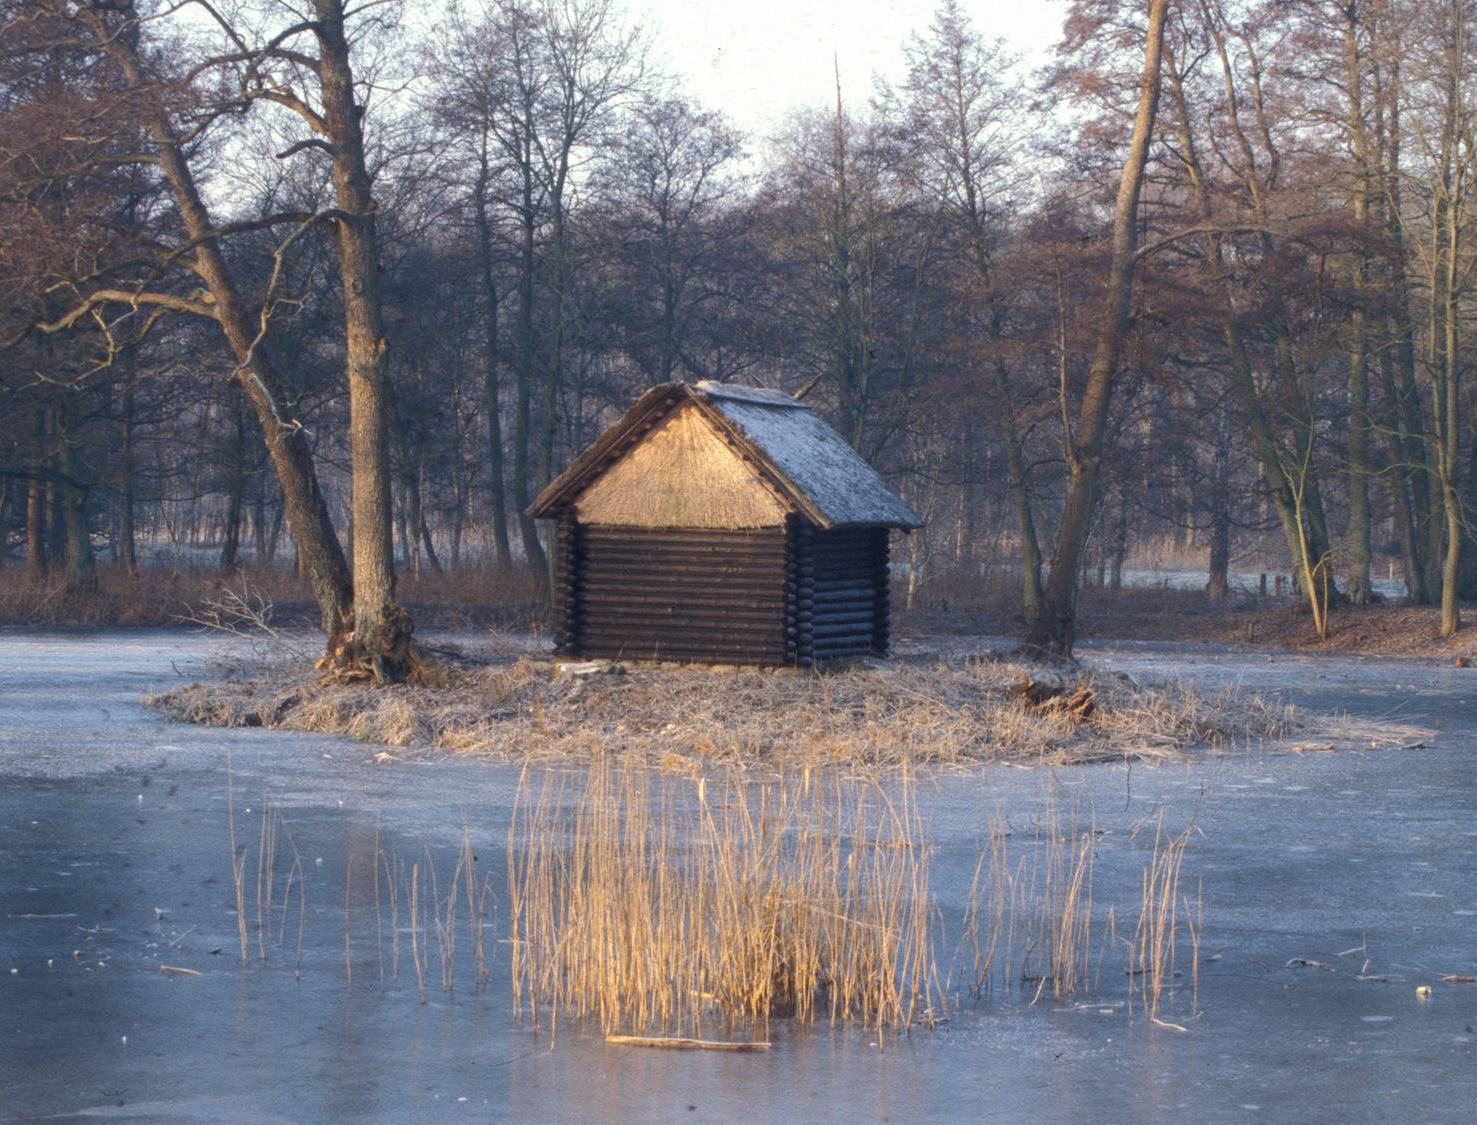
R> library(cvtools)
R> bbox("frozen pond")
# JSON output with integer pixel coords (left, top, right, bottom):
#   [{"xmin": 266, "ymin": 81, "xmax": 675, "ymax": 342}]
[
  {"xmin": 1, "ymin": 631, "xmax": 1473, "ymax": 1124},
  {"xmin": 1110, "ymin": 566, "xmax": 1409, "ymax": 601}
]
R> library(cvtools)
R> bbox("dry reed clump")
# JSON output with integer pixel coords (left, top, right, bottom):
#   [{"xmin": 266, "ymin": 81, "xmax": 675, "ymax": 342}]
[
  {"xmin": 225, "ymin": 783, "xmax": 308, "ymax": 974},
  {"xmin": 959, "ymin": 794, "xmax": 1202, "ymax": 1018},
  {"xmin": 350, "ymin": 827, "xmax": 494, "ymax": 1001},
  {"xmin": 150, "ymin": 651, "xmax": 1294, "ymax": 769},
  {"xmin": 962, "ymin": 795, "xmax": 1099, "ymax": 1005},
  {"xmin": 218, "ymin": 762, "xmax": 1206, "ymax": 1038},
  {"xmin": 505, "ymin": 763, "xmax": 1204, "ymax": 1041},
  {"xmin": 507, "ymin": 760, "xmax": 942, "ymax": 1039}
]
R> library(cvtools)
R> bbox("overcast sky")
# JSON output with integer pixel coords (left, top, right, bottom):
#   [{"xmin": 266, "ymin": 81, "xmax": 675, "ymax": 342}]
[{"xmin": 624, "ymin": 0, "xmax": 1069, "ymax": 141}]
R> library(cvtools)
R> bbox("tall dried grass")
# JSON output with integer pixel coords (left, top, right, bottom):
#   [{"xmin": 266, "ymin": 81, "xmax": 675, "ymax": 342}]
[
  {"xmin": 961, "ymin": 793, "xmax": 1098, "ymax": 1003},
  {"xmin": 222, "ymin": 763, "xmax": 1205, "ymax": 1040},
  {"xmin": 1126, "ymin": 813, "xmax": 1200, "ymax": 1020},
  {"xmin": 225, "ymin": 781, "xmax": 306, "ymax": 974},
  {"xmin": 503, "ymin": 763, "xmax": 1203, "ymax": 1040},
  {"xmin": 507, "ymin": 760, "xmax": 943, "ymax": 1039},
  {"xmin": 360, "ymin": 828, "xmax": 493, "ymax": 1003},
  {"xmin": 959, "ymin": 796, "xmax": 1201, "ymax": 1016}
]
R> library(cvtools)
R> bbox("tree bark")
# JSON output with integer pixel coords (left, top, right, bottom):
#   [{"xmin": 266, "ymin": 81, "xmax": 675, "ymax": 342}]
[
  {"xmin": 1370, "ymin": 0, "xmax": 1438, "ymax": 604},
  {"xmin": 513, "ymin": 169, "xmax": 549, "ymax": 582},
  {"xmin": 1343, "ymin": 2, "xmax": 1373, "ymax": 605},
  {"xmin": 119, "ymin": 361, "xmax": 139, "ymax": 577},
  {"xmin": 312, "ymin": 0, "xmax": 414, "ymax": 678},
  {"xmin": 993, "ymin": 365, "xmax": 1045, "ymax": 625},
  {"xmin": 1429, "ymin": 0, "xmax": 1465, "ymax": 637},
  {"xmin": 1027, "ymin": 0, "xmax": 1169, "ymax": 656},
  {"xmin": 1207, "ymin": 433, "xmax": 1231, "ymax": 601},
  {"xmin": 55, "ymin": 405, "xmax": 96, "ymax": 591}
]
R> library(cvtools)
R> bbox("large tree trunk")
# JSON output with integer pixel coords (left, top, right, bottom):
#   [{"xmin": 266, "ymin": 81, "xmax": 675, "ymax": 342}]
[
  {"xmin": 1429, "ymin": 1, "xmax": 1465, "ymax": 638},
  {"xmin": 1369, "ymin": 0, "xmax": 1438, "ymax": 605},
  {"xmin": 1027, "ymin": 0, "xmax": 1169, "ymax": 656},
  {"xmin": 119, "ymin": 362, "xmax": 139, "ymax": 577},
  {"xmin": 55, "ymin": 405, "xmax": 96, "ymax": 592},
  {"xmin": 25, "ymin": 475, "xmax": 47, "ymax": 582},
  {"xmin": 95, "ymin": 13, "xmax": 352, "ymax": 641},
  {"xmin": 992, "ymin": 364, "xmax": 1045, "ymax": 626},
  {"xmin": 536, "ymin": 201, "xmax": 565, "ymax": 504},
  {"xmin": 1342, "ymin": 4, "xmax": 1374, "ymax": 605},
  {"xmin": 313, "ymin": 0, "xmax": 414, "ymax": 679},
  {"xmin": 44, "ymin": 407, "xmax": 66, "ymax": 569},
  {"xmin": 1206, "ymin": 433, "xmax": 1231, "ymax": 601}
]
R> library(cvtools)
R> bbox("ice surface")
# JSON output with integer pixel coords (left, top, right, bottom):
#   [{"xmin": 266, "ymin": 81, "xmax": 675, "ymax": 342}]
[{"xmin": 0, "ymin": 630, "xmax": 1473, "ymax": 1124}]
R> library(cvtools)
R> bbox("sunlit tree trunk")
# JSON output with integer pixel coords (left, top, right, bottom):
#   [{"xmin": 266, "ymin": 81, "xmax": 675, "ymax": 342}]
[
  {"xmin": 1028, "ymin": 0, "xmax": 1170, "ymax": 656},
  {"xmin": 312, "ymin": 0, "xmax": 414, "ymax": 677},
  {"xmin": 1427, "ymin": 0, "xmax": 1467, "ymax": 637}
]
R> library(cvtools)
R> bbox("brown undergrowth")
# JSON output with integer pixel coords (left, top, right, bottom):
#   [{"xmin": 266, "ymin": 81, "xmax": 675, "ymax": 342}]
[
  {"xmin": 150, "ymin": 645, "xmax": 1293, "ymax": 769},
  {"xmin": 0, "ymin": 563, "xmax": 545, "ymax": 629},
  {"xmin": 904, "ymin": 567, "xmax": 1477, "ymax": 659}
]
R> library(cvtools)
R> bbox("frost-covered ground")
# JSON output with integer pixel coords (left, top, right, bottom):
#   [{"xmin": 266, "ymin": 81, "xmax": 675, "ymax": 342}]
[{"xmin": 0, "ymin": 630, "xmax": 1473, "ymax": 1125}]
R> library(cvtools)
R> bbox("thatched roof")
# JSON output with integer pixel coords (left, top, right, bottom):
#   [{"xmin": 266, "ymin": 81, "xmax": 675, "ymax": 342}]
[{"xmin": 528, "ymin": 381, "xmax": 922, "ymax": 530}]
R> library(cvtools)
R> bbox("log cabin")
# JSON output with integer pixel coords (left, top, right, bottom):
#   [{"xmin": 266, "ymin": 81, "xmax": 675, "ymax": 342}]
[{"xmin": 528, "ymin": 381, "xmax": 922, "ymax": 667}]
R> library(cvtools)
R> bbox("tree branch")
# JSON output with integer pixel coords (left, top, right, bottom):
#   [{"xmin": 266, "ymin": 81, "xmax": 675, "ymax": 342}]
[
  {"xmin": 33, "ymin": 289, "xmax": 217, "ymax": 335},
  {"xmin": 1134, "ymin": 223, "xmax": 1288, "ymax": 262}
]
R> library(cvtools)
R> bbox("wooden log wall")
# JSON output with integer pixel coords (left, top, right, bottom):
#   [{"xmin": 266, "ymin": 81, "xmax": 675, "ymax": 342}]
[
  {"xmin": 785, "ymin": 516, "xmax": 801, "ymax": 665},
  {"xmin": 571, "ymin": 525, "xmax": 788, "ymax": 664},
  {"xmin": 553, "ymin": 511, "xmax": 581, "ymax": 655},
  {"xmin": 792, "ymin": 525, "xmax": 890, "ymax": 667},
  {"xmin": 872, "ymin": 527, "xmax": 891, "ymax": 656}
]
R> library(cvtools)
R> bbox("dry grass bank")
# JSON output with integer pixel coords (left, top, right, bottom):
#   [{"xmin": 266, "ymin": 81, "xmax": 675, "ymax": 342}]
[
  {"xmin": 905, "ymin": 566, "xmax": 1477, "ymax": 660},
  {"xmin": 1179, "ymin": 602, "xmax": 1477, "ymax": 659},
  {"xmin": 149, "ymin": 642, "xmax": 1293, "ymax": 769}
]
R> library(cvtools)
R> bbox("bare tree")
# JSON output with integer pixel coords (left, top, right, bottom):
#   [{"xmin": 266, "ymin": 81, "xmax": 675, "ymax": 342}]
[
  {"xmin": 1029, "ymin": 0, "xmax": 1171, "ymax": 656},
  {"xmin": 7, "ymin": 1, "xmax": 354, "ymax": 635},
  {"xmin": 883, "ymin": 0, "xmax": 1044, "ymax": 624}
]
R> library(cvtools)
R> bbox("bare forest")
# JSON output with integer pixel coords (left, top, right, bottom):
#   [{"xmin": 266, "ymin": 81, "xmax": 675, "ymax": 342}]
[{"xmin": 5, "ymin": 0, "xmax": 1477, "ymax": 666}]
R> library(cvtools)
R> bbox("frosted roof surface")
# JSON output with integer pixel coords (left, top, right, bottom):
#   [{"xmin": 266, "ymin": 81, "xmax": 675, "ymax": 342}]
[{"xmin": 698, "ymin": 385, "xmax": 922, "ymax": 529}]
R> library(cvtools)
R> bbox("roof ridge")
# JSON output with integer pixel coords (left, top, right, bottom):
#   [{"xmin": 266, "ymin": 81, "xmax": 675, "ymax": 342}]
[{"xmin": 693, "ymin": 380, "xmax": 809, "ymax": 409}]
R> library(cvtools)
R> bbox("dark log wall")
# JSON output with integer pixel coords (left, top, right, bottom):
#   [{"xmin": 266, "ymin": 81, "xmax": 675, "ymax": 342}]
[
  {"xmin": 553, "ymin": 511, "xmax": 579, "ymax": 654},
  {"xmin": 570, "ymin": 525, "xmax": 789, "ymax": 663},
  {"xmin": 793, "ymin": 525, "xmax": 891, "ymax": 667}
]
